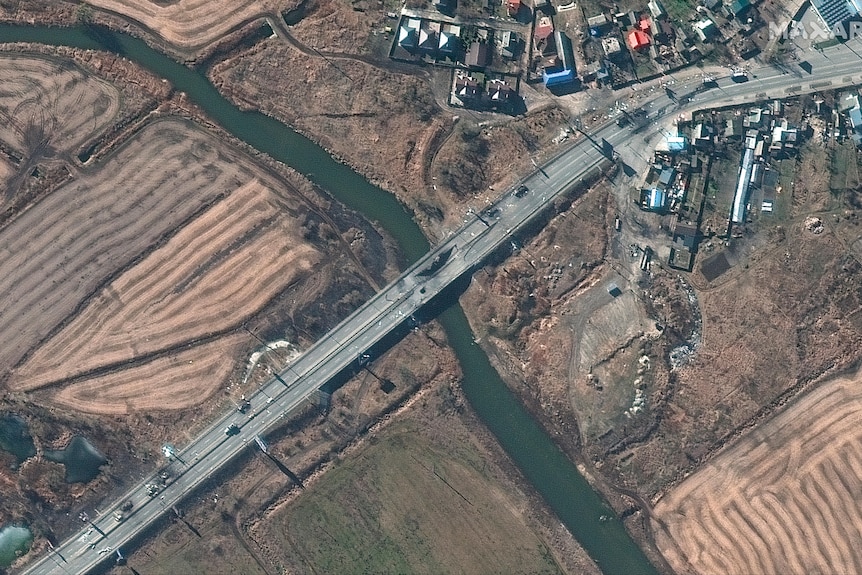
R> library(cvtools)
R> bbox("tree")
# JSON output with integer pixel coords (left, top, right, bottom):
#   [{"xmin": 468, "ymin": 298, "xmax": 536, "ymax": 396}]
[{"xmin": 76, "ymin": 3, "xmax": 94, "ymax": 25}]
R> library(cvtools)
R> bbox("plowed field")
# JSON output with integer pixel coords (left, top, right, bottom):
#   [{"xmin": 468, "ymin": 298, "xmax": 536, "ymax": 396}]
[
  {"xmin": 0, "ymin": 54, "xmax": 119, "ymax": 155},
  {"xmin": 88, "ymin": 0, "xmax": 281, "ymax": 49},
  {"xmin": 2, "ymin": 118, "xmax": 325, "ymax": 413},
  {"xmin": 653, "ymin": 367, "xmax": 862, "ymax": 575}
]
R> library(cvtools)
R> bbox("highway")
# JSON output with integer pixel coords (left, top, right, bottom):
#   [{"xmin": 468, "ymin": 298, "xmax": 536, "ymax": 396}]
[{"xmin": 21, "ymin": 36, "xmax": 862, "ymax": 575}]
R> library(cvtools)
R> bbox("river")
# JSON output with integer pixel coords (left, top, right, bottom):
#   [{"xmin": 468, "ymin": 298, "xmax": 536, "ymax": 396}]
[{"xmin": 0, "ymin": 23, "xmax": 657, "ymax": 574}]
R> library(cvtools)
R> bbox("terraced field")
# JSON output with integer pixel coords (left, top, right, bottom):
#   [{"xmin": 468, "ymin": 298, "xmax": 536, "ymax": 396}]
[
  {"xmin": 88, "ymin": 0, "xmax": 280, "ymax": 50},
  {"xmin": 653, "ymin": 367, "xmax": 862, "ymax": 575}
]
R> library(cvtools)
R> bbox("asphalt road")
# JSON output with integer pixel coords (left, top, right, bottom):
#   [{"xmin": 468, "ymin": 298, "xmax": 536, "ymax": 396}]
[{"xmin": 20, "ymin": 37, "xmax": 862, "ymax": 575}]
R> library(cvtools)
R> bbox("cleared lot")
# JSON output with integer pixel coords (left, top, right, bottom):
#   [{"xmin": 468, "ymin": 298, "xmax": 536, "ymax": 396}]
[{"xmin": 653, "ymin": 367, "xmax": 862, "ymax": 575}]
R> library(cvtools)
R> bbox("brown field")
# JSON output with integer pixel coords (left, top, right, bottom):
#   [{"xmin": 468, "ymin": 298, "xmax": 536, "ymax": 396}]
[
  {"xmin": 49, "ymin": 335, "xmax": 245, "ymax": 414},
  {"xmin": 0, "ymin": 117, "xmax": 334, "ymax": 415},
  {"xmin": 0, "ymin": 155, "xmax": 11, "ymax": 180},
  {"xmin": 653, "ymin": 366, "xmax": 862, "ymax": 575},
  {"xmin": 12, "ymin": 177, "xmax": 318, "ymax": 392},
  {"xmin": 0, "ymin": 119, "xmax": 247, "ymax": 378},
  {"xmin": 87, "ymin": 0, "xmax": 284, "ymax": 50},
  {"xmin": 0, "ymin": 54, "xmax": 119, "ymax": 155}
]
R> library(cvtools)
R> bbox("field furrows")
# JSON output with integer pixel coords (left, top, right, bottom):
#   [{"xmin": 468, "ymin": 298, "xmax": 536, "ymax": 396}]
[
  {"xmin": 88, "ymin": 0, "xmax": 278, "ymax": 49},
  {"xmin": 654, "ymin": 370, "xmax": 862, "ymax": 575},
  {"xmin": 13, "ymin": 178, "xmax": 318, "ymax": 391},
  {"xmin": 0, "ymin": 120, "xmax": 269, "ymax": 382},
  {"xmin": 49, "ymin": 334, "xmax": 246, "ymax": 414},
  {"xmin": 0, "ymin": 55, "xmax": 119, "ymax": 154}
]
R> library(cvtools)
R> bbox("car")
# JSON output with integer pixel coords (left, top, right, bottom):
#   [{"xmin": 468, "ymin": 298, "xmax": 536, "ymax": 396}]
[
  {"xmin": 224, "ymin": 424, "xmax": 240, "ymax": 437},
  {"xmin": 515, "ymin": 185, "xmax": 529, "ymax": 198}
]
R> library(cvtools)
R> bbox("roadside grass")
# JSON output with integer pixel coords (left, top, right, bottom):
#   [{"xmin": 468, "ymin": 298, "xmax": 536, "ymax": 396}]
[
  {"xmin": 267, "ymin": 422, "xmax": 563, "ymax": 575},
  {"xmin": 134, "ymin": 515, "xmax": 269, "ymax": 575}
]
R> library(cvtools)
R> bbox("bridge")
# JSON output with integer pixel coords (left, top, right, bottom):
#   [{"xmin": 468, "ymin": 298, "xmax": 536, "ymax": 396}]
[{"xmin": 21, "ymin": 36, "xmax": 862, "ymax": 575}]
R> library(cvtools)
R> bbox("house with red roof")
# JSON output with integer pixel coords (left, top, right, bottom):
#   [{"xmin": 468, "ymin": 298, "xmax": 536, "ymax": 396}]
[{"xmin": 627, "ymin": 29, "xmax": 650, "ymax": 50}]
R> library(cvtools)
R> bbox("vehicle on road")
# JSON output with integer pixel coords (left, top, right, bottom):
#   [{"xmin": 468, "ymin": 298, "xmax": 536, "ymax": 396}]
[
  {"xmin": 515, "ymin": 185, "xmax": 529, "ymax": 198},
  {"xmin": 224, "ymin": 423, "xmax": 240, "ymax": 436}
]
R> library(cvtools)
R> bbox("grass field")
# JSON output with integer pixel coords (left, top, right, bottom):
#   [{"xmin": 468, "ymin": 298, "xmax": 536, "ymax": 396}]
[
  {"xmin": 653, "ymin": 366, "xmax": 862, "ymax": 575},
  {"xmin": 87, "ymin": 0, "xmax": 283, "ymax": 50},
  {"xmin": 263, "ymin": 424, "xmax": 565, "ymax": 575}
]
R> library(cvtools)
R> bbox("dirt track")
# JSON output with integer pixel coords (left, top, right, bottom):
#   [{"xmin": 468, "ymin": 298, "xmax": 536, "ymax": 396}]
[
  {"xmin": 87, "ymin": 0, "xmax": 282, "ymax": 50},
  {"xmin": 653, "ymin": 366, "xmax": 862, "ymax": 575}
]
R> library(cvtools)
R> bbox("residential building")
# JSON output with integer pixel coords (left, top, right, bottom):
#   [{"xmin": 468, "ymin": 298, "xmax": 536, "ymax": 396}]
[
  {"xmin": 543, "ymin": 31, "xmax": 577, "ymax": 86},
  {"xmin": 466, "ymin": 41, "xmax": 490, "ymax": 67}
]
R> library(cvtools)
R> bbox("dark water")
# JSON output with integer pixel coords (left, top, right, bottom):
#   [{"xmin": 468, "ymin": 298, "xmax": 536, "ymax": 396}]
[
  {"xmin": 0, "ymin": 414, "xmax": 36, "ymax": 466},
  {"xmin": 43, "ymin": 436, "xmax": 106, "ymax": 484},
  {"xmin": 0, "ymin": 524, "xmax": 32, "ymax": 567},
  {"xmin": 0, "ymin": 24, "xmax": 657, "ymax": 573}
]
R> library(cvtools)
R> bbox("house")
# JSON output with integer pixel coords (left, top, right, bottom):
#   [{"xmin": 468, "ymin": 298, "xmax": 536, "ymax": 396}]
[
  {"xmin": 703, "ymin": 0, "xmax": 722, "ymax": 10},
  {"xmin": 693, "ymin": 18, "xmax": 719, "ymax": 41},
  {"xmin": 725, "ymin": 116, "xmax": 744, "ymax": 138},
  {"xmin": 639, "ymin": 16, "xmax": 653, "ymax": 32},
  {"xmin": 656, "ymin": 134, "xmax": 687, "ymax": 152},
  {"xmin": 487, "ymin": 78, "xmax": 515, "ymax": 106},
  {"xmin": 641, "ymin": 187, "xmax": 668, "ymax": 211},
  {"xmin": 465, "ymin": 41, "xmax": 490, "ymax": 67},
  {"xmin": 499, "ymin": 30, "xmax": 520, "ymax": 59},
  {"xmin": 659, "ymin": 167, "xmax": 676, "ymax": 187},
  {"xmin": 453, "ymin": 73, "xmax": 481, "ymax": 100},
  {"xmin": 839, "ymin": 92, "xmax": 860, "ymax": 112},
  {"xmin": 648, "ymin": 0, "xmax": 666, "ymax": 18},
  {"xmin": 418, "ymin": 21, "xmax": 440, "ymax": 51},
  {"xmin": 693, "ymin": 122, "xmax": 714, "ymax": 147},
  {"xmin": 439, "ymin": 24, "xmax": 461, "ymax": 52},
  {"xmin": 543, "ymin": 31, "xmax": 577, "ymax": 86},
  {"xmin": 627, "ymin": 29, "xmax": 651, "ymax": 50},
  {"xmin": 602, "ymin": 36, "xmax": 622, "ymax": 55},
  {"xmin": 729, "ymin": 0, "xmax": 751, "ymax": 18},
  {"xmin": 398, "ymin": 18, "xmax": 421, "ymax": 49},
  {"xmin": 743, "ymin": 107, "xmax": 763, "ymax": 128},
  {"xmin": 587, "ymin": 13, "xmax": 611, "ymax": 35},
  {"xmin": 535, "ymin": 15, "xmax": 555, "ymax": 44},
  {"xmin": 849, "ymin": 107, "xmax": 862, "ymax": 132},
  {"xmin": 506, "ymin": 0, "xmax": 521, "ymax": 17}
]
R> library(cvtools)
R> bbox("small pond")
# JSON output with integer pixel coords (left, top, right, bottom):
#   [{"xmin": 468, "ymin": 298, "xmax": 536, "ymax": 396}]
[
  {"xmin": 44, "ymin": 436, "xmax": 106, "ymax": 483},
  {"xmin": 0, "ymin": 524, "xmax": 33, "ymax": 567},
  {"xmin": 0, "ymin": 414, "xmax": 36, "ymax": 466}
]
